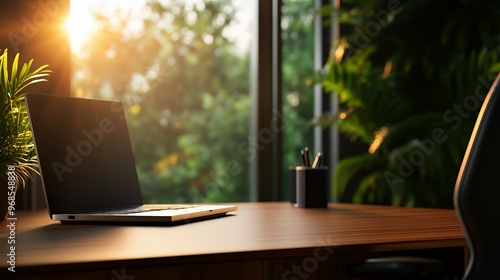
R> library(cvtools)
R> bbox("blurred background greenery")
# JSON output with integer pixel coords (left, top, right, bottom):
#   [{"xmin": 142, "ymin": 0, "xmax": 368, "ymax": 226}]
[
  {"xmin": 316, "ymin": 0, "xmax": 500, "ymax": 208},
  {"xmin": 70, "ymin": 0, "xmax": 315, "ymax": 203},
  {"xmin": 69, "ymin": 0, "xmax": 500, "ymax": 209}
]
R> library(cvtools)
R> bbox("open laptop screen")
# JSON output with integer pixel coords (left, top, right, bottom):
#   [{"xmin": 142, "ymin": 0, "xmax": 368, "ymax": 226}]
[{"xmin": 26, "ymin": 94, "xmax": 143, "ymax": 215}]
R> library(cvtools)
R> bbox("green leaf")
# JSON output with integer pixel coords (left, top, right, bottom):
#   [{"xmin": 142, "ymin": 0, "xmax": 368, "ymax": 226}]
[
  {"xmin": 0, "ymin": 48, "xmax": 49, "ymax": 186},
  {"xmin": 333, "ymin": 153, "xmax": 382, "ymax": 201}
]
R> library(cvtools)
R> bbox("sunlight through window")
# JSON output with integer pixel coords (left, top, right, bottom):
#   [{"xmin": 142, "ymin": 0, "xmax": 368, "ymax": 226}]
[
  {"xmin": 68, "ymin": 0, "xmax": 254, "ymax": 204},
  {"xmin": 67, "ymin": 0, "xmax": 145, "ymax": 53}
]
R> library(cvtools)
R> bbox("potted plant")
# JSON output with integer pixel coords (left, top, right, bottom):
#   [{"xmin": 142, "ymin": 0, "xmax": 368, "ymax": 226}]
[{"xmin": 0, "ymin": 49, "xmax": 50, "ymax": 219}]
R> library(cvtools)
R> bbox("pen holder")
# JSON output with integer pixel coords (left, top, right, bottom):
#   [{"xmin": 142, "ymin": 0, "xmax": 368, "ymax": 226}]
[{"xmin": 289, "ymin": 166, "xmax": 328, "ymax": 208}]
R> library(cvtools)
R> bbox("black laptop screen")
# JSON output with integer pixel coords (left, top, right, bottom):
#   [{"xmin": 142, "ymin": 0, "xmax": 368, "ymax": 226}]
[{"xmin": 26, "ymin": 94, "xmax": 143, "ymax": 215}]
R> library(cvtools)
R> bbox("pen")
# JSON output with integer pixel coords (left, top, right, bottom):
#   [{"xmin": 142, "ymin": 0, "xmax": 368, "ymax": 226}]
[
  {"xmin": 303, "ymin": 147, "xmax": 310, "ymax": 167},
  {"xmin": 300, "ymin": 149, "xmax": 307, "ymax": 166},
  {"xmin": 312, "ymin": 152, "xmax": 323, "ymax": 169}
]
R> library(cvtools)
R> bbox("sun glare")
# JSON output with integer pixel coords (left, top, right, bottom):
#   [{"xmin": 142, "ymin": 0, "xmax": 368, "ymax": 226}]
[
  {"xmin": 66, "ymin": 1, "xmax": 98, "ymax": 52},
  {"xmin": 66, "ymin": 0, "xmax": 251, "ymax": 54},
  {"xmin": 66, "ymin": 0, "xmax": 146, "ymax": 53}
]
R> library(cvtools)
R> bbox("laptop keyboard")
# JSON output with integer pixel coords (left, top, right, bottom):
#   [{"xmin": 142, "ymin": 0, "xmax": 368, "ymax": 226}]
[{"xmin": 100, "ymin": 205, "xmax": 198, "ymax": 214}]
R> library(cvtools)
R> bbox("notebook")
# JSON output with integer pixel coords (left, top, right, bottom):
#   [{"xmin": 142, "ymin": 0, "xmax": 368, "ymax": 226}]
[{"xmin": 25, "ymin": 93, "xmax": 237, "ymax": 224}]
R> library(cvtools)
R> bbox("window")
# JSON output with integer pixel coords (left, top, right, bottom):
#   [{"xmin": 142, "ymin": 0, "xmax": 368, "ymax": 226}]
[
  {"xmin": 281, "ymin": 0, "xmax": 337, "ymax": 200},
  {"xmin": 69, "ymin": 0, "xmax": 254, "ymax": 203},
  {"xmin": 281, "ymin": 0, "xmax": 316, "ymax": 198},
  {"xmin": 68, "ymin": 0, "xmax": 326, "ymax": 203}
]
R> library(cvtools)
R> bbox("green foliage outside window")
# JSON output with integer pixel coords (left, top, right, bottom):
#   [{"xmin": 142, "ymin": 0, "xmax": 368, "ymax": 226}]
[
  {"xmin": 72, "ymin": 0, "xmax": 319, "ymax": 203},
  {"xmin": 281, "ymin": 0, "xmax": 315, "ymax": 196},
  {"xmin": 72, "ymin": 0, "xmax": 251, "ymax": 203}
]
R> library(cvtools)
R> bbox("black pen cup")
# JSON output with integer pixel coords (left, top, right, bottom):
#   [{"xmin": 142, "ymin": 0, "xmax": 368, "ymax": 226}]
[{"xmin": 289, "ymin": 166, "xmax": 328, "ymax": 208}]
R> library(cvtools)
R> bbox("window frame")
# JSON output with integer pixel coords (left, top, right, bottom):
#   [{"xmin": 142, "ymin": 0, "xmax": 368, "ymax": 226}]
[{"xmin": 251, "ymin": 0, "xmax": 283, "ymax": 201}]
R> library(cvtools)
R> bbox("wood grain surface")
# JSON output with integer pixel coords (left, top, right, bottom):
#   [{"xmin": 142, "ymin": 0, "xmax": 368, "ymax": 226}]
[{"xmin": 0, "ymin": 202, "xmax": 466, "ymax": 278}]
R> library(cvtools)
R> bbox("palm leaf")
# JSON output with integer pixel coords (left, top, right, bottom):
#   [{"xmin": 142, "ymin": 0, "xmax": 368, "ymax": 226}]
[{"xmin": 0, "ymin": 49, "xmax": 50, "ymax": 188}]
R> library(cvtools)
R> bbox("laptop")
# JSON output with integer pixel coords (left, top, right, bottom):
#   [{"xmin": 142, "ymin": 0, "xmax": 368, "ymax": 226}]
[{"xmin": 25, "ymin": 93, "xmax": 237, "ymax": 224}]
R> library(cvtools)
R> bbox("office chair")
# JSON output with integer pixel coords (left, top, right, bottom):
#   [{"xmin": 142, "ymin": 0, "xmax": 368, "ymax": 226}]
[
  {"xmin": 453, "ymin": 72, "xmax": 500, "ymax": 279},
  {"xmin": 348, "ymin": 72, "xmax": 500, "ymax": 279}
]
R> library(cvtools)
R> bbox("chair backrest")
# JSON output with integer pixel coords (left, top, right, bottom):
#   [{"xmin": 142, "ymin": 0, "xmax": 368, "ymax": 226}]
[{"xmin": 454, "ymin": 73, "xmax": 500, "ymax": 279}]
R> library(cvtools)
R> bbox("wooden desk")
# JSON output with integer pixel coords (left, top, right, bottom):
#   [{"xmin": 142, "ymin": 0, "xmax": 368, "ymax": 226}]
[{"xmin": 0, "ymin": 202, "xmax": 466, "ymax": 279}]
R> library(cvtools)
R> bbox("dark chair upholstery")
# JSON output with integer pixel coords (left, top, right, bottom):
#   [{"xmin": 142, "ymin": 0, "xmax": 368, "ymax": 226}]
[
  {"xmin": 454, "ymin": 72, "xmax": 500, "ymax": 279},
  {"xmin": 349, "ymin": 72, "xmax": 500, "ymax": 280}
]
